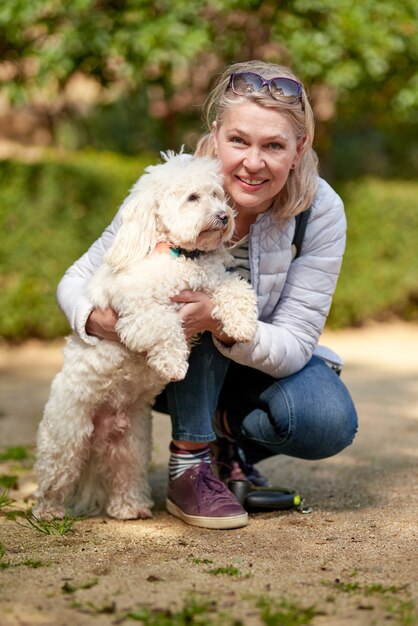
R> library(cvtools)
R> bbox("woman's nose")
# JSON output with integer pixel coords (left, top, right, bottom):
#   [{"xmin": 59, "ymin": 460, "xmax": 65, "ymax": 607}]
[{"xmin": 243, "ymin": 148, "xmax": 264, "ymax": 171}]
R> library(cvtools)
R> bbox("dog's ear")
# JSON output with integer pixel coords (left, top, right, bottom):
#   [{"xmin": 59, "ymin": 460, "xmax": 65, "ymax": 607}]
[{"xmin": 105, "ymin": 173, "xmax": 159, "ymax": 271}]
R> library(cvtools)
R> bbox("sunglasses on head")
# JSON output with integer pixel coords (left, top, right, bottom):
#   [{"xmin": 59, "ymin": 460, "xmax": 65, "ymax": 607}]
[{"xmin": 227, "ymin": 72, "xmax": 303, "ymax": 102}]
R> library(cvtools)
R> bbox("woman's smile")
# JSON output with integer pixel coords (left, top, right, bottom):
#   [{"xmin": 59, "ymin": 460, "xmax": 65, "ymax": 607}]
[{"xmin": 237, "ymin": 176, "xmax": 268, "ymax": 188}]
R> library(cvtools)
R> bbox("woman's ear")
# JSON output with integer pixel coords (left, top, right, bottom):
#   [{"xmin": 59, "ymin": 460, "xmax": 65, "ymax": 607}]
[{"xmin": 293, "ymin": 135, "xmax": 307, "ymax": 168}]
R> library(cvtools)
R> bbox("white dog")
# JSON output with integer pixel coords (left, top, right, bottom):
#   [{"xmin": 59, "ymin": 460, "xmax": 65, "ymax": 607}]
[{"xmin": 34, "ymin": 153, "xmax": 258, "ymax": 521}]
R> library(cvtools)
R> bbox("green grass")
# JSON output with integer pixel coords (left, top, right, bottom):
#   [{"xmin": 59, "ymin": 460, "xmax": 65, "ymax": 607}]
[
  {"xmin": 385, "ymin": 600, "xmax": 417, "ymax": 626},
  {"xmin": 330, "ymin": 579, "xmax": 402, "ymax": 596},
  {"xmin": 71, "ymin": 599, "xmax": 117, "ymax": 614},
  {"xmin": 15, "ymin": 512, "xmax": 82, "ymax": 535},
  {"xmin": 0, "ymin": 489, "xmax": 15, "ymax": 510},
  {"xmin": 0, "ymin": 478, "xmax": 82, "ymax": 535},
  {"xmin": 0, "ymin": 475, "xmax": 18, "ymax": 489},
  {"xmin": 21, "ymin": 559, "xmax": 45, "ymax": 568},
  {"xmin": 2, "ymin": 559, "xmax": 47, "ymax": 570},
  {"xmin": 126, "ymin": 598, "xmax": 218, "ymax": 625},
  {"xmin": 207, "ymin": 565, "xmax": 241, "ymax": 576},
  {"xmin": 62, "ymin": 578, "xmax": 99, "ymax": 594},
  {"xmin": 325, "ymin": 577, "xmax": 417, "ymax": 626},
  {"xmin": 0, "ymin": 447, "xmax": 31, "ymax": 461},
  {"xmin": 0, "ymin": 542, "xmax": 46, "ymax": 570},
  {"xmin": 257, "ymin": 598, "xmax": 319, "ymax": 626},
  {"xmin": 206, "ymin": 565, "xmax": 251, "ymax": 579},
  {"xmin": 69, "ymin": 593, "xmax": 323, "ymax": 626}
]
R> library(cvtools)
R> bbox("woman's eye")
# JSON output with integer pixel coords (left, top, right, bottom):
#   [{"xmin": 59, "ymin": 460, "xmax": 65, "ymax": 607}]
[
  {"xmin": 187, "ymin": 193, "xmax": 200, "ymax": 202},
  {"xmin": 269, "ymin": 142, "xmax": 283, "ymax": 150},
  {"xmin": 230, "ymin": 136, "xmax": 244, "ymax": 144}
]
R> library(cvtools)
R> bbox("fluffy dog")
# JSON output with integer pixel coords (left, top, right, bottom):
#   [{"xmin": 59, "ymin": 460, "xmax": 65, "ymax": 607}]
[{"xmin": 34, "ymin": 153, "xmax": 258, "ymax": 521}]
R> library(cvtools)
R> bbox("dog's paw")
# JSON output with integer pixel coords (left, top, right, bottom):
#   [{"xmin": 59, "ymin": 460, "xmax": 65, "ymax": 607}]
[
  {"xmin": 147, "ymin": 357, "xmax": 189, "ymax": 382},
  {"xmin": 106, "ymin": 498, "xmax": 153, "ymax": 520},
  {"xmin": 167, "ymin": 360, "xmax": 189, "ymax": 382},
  {"xmin": 32, "ymin": 502, "xmax": 66, "ymax": 520},
  {"xmin": 211, "ymin": 279, "xmax": 258, "ymax": 344},
  {"xmin": 225, "ymin": 318, "xmax": 258, "ymax": 344}
]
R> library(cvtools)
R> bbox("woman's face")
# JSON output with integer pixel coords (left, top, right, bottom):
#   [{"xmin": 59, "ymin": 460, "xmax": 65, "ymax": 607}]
[{"xmin": 213, "ymin": 101, "xmax": 305, "ymax": 218}]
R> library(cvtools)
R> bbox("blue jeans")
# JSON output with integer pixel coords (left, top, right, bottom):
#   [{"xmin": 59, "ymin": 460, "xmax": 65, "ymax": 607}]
[{"xmin": 154, "ymin": 333, "xmax": 358, "ymax": 463}]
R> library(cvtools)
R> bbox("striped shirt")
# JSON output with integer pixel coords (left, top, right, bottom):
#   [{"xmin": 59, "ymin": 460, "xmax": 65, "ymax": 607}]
[{"xmin": 228, "ymin": 235, "xmax": 251, "ymax": 282}]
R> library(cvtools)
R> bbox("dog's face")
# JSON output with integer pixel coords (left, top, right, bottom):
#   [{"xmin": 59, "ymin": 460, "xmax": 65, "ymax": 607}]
[
  {"xmin": 153, "ymin": 156, "xmax": 235, "ymax": 252},
  {"xmin": 106, "ymin": 155, "xmax": 237, "ymax": 271},
  {"xmin": 157, "ymin": 180, "xmax": 234, "ymax": 252}
]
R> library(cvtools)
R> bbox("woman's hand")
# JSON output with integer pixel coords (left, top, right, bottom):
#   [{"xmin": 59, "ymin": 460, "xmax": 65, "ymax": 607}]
[
  {"xmin": 171, "ymin": 290, "xmax": 236, "ymax": 346},
  {"xmin": 86, "ymin": 307, "xmax": 120, "ymax": 341}
]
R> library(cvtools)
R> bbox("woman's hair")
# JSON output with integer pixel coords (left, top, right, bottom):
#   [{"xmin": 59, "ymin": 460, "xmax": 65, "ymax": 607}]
[{"xmin": 195, "ymin": 60, "xmax": 318, "ymax": 219}]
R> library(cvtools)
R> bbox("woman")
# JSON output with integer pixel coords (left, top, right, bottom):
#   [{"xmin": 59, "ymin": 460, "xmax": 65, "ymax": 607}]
[{"xmin": 57, "ymin": 60, "xmax": 358, "ymax": 530}]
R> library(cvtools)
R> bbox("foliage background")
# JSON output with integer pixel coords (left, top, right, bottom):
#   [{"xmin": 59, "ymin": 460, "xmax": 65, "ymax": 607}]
[{"xmin": 0, "ymin": 0, "xmax": 417, "ymax": 339}]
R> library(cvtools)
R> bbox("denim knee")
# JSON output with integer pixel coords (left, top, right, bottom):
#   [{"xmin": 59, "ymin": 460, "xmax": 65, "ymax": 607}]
[{"xmin": 238, "ymin": 357, "xmax": 358, "ymax": 462}]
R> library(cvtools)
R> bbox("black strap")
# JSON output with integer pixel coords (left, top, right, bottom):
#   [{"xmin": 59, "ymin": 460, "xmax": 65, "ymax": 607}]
[{"xmin": 292, "ymin": 208, "xmax": 311, "ymax": 259}]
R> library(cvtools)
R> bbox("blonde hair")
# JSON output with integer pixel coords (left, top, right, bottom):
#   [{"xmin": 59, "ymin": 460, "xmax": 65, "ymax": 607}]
[{"xmin": 195, "ymin": 60, "xmax": 318, "ymax": 219}]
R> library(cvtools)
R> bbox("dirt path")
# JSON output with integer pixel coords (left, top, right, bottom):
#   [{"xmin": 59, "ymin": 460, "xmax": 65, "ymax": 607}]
[{"xmin": 0, "ymin": 322, "xmax": 417, "ymax": 626}]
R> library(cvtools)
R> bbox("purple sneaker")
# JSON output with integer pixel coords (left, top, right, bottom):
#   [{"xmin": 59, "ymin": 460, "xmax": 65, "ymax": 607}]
[{"xmin": 166, "ymin": 463, "xmax": 248, "ymax": 529}]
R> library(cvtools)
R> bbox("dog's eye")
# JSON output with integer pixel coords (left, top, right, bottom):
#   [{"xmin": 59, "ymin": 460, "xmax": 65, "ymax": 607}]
[
  {"xmin": 187, "ymin": 193, "xmax": 200, "ymax": 202},
  {"xmin": 212, "ymin": 191, "xmax": 221, "ymax": 200}
]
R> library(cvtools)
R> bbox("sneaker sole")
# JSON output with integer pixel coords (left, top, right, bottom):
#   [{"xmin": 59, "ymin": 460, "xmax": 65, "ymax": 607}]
[{"xmin": 166, "ymin": 499, "xmax": 248, "ymax": 530}]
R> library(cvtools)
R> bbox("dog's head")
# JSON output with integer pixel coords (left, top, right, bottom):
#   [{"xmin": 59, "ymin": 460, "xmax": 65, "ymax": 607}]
[{"xmin": 105, "ymin": 153, "xmax": 235, "ymax": 271}]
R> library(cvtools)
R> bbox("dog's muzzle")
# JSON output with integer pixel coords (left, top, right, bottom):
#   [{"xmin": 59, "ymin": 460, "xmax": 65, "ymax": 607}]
[{"xmin": 215, "ymin": 212, "xmax": 229, "ymax": 227}]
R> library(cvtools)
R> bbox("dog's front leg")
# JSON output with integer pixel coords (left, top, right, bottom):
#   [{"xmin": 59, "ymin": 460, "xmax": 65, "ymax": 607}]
[
  {"xmin": 116, "ymin": 308, "xmax": 190, "ymax": 381},
  {"xmin": 211, "ymin": 274, "xmax": 259, "ymax": 344}
]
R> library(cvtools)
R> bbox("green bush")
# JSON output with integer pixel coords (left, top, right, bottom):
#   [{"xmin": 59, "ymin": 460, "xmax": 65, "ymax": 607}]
[
  {"xmin": 0, "ymin": 152, "xmax": 417, "ymax": 340},
  {"xmin": 0, "ymin": 150, "xmax": 154, "ymax": 340},
  {"xmin": 328, "ymin": 178, "xmax": 418, "ymax": 328}
]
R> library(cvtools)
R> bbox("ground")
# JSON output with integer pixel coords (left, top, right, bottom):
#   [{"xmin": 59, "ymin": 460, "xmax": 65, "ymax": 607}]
[{"xmin": 0, "ymin": 322, "xmax": 417, "ymax": 626}]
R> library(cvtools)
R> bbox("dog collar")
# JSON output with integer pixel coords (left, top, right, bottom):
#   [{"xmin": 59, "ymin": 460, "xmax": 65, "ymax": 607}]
[{"xmin": 154, "ymin": 242, "xmax": 201, "ymax": 259}]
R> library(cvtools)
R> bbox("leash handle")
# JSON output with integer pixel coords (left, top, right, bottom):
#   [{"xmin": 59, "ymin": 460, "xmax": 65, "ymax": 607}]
[{"xmin": 228, "ymin": 479, "xmax": 301, "ymax": 511}]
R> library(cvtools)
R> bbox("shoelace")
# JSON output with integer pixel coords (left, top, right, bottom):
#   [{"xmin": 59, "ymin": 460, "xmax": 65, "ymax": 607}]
[{"xmin": 196, "ymin": 462, "xmax": 233, "ymax": 512}]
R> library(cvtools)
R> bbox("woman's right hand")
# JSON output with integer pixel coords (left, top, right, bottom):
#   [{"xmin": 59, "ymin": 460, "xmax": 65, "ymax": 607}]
[{"xmin": 86, "ymin": 307, "xmax": 120, "ymax": 341}]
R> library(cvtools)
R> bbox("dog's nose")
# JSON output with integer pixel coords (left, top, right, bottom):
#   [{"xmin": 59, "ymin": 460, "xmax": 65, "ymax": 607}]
[{"xmin": 216, "ymin": 212, "xmax": 229, "ymax": 226}]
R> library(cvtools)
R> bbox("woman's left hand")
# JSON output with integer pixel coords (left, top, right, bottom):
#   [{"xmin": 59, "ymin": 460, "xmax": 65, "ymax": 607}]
[{"xmin": 171, "ymin": 290, "xmax": 235, "ymax": 346}]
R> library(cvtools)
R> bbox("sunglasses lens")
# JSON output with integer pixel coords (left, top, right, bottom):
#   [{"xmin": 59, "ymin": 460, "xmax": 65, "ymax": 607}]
[
  {"xmin": 231, "ymin": 72, "xmax": 263, "ymax": 95},
  {"xmin": 229, "ymin": 73, "xmax": 302, "ymax": 101},
  {"xmin": 270, "ymin": 78, "xmax": 301, "ymax": 98}
]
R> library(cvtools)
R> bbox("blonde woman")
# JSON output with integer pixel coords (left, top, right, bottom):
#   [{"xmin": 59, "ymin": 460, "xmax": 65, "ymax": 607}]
[{"xmin": 58, "ymin": 60, "xmax": 358, "ymax": 530}]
